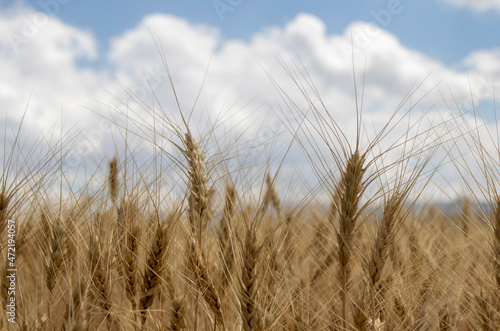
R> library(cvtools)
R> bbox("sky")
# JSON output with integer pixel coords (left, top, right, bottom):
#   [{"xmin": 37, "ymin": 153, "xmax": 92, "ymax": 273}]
[
  {"xmin": 2, "ymin": 0, "xmax": 500, "ymax": 65},
  {"xmin": 1, "ymin": 0, "xmax": 500, "ymax": 203}
]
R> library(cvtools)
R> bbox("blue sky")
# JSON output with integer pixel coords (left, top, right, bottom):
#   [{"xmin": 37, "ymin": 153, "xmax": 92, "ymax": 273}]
[
  {"xmin": 3, "ymin": 0, "xmax": 499, "ymax": 66},
  {"xmin": 1, "ymin": 0, "xmax": 500, "ymax": 201},
  {"xmin": 2, "ymin": 0, "xmax": 500, "ymax": 64}
]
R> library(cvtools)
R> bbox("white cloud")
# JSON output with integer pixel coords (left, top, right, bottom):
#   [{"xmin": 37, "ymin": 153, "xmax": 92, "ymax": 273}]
[
  {"xmin": 108, "ymin": 14, "xmax": 219, "ymax": 80},
  {"xmin": 439, "ymin": 0, "xmax": 500, "ymax": 12},
  {"xmin": 1, "ymin": 8, "xmax": 499, "ymax": 201},
  {"xmin": 0, "ymin": 6, "xmax": 104, "ymax": 134}
]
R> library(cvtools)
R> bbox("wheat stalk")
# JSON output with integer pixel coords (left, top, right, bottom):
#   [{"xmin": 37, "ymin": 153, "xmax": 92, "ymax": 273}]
[
  {"xmin": 140, "ymin": 221, "xmax": 169, "ymax": 326},
  {"xmin": 63, "ymin": 280, "xmax": 87, "ymax": 330},
  {"xmin": 88, "ymin": 234, "xmax": 112, "ymax": 328},
  {"xmin": 492, "ymin": 199, "xmax": 500, "ymax": 295},
  {"xmin": 438, "ymin": 303, "xmax": 457, "ymax": 331},
  {"xmin": 0, "ymin": 192, "xmax": 10, "ymax": 235},
  {"xmin": 219, "ymin": 184, "xmax": 236, "ymax": 291},
  {"xmin": 46, "ymin": 215, "xmax": 65, "ymax": 293},
  {"xmin": 123, "ymin": 223, "xmax": 141, "ymax": 312},
  {"xmin": 412, "ymin": 275, "xmax": 433, "ymax": 330},
  {"xmin": 311, "ymin": 249, "xmax": 337, "ymax": 284},
  {"xmin": 220, "ymin": 184, "xmax": 236, "ymax": 253},
  {"xmin": 368, "ymin": 194, "xmax": 401, "ymax": 287},
  {"xmin": 476, "ymin": 288, "xmax": 497, "ymax": 331},
  {"xmin": 353, "ymin": 297, "xmax": 368, "ymax": 331},
  {"xmin": 108, "ymin": 157, "xmax": 119, "ymax": 206},
  {"xmin": 184, "ymin": 131, "xmax": 210, "ymax": 241},
  {"xmin": 188, "ymin": 237, "xmax": 225, "ymax": 329},
  {"xmin": 263, "ymin": 173, "xmax": 281, "ymax": 215},
  {"xmin": 336, "ymin": 149, "xmax": 365, "ymax": 326},
  {"xmin": 240, "ymin": 226, "xmax": 263, "ymax": 331},
  {"xmin": 367, "ymin": 193, "xmax": 403, "ymax": 323}
]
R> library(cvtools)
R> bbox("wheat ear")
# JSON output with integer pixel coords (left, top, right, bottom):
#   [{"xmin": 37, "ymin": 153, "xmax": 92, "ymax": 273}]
[
  {"xmin": 63, "ymin": 280, "xmax": 87, "ymax": 330},
  {"xmin": 493, "ymin": 199, "xmax": 500, "ymax": 293},
  {"xmin": 219, "ymin": 184, "xmax": 236, "ymax": 291},
  {"xmin": 368, "ymin": 194, "xmax": 401, "ymax": 286},
  {"xmin": 310, "ymin": 206, "xmax": 337, "ymax": 284},
  {"xmin": 46, "ymin": 215, "xmax": 65, "ymax": 292},
  {"xmin": 108, "ymin": 157, "xmax": 119, "ymax": 206},
  {"xmin": 184, "ymin": 131, "xmax": 209, "ymax": 240},
  {"xmin": 412, "ymin": 275, "xmax": 433, "ymax": 330},
  {"xmin": 476, "ymin": 288, "xmax": 497, "ymax": 331},
  {"xmin": 336, "ymin": 150, "xmax": 365, "ymax": 327},
  {"xmin": 393, "ymin": 293, "xmax": 411, "ymax": 328},
  {"xmin": 240, "ymin": 226, "xmax": 263, "ymax": 331},
  {"xmin": 220, "ymin": 184, "xmax": 235, "ymax": 253},
  {"xmin": 115, "ymin": 195, "xmax": 136, "ymax": 245},
  {"xmin": 188, "ymin": 237, "xmax": 225, "ymax": 329},
  {"xmin": 461, "ymin": 198, "xmax": 472, "ymax": 235},
  {"xmin": 88, "ymin": 234, "xmax": 112, "ymax": 327},
  {"xmin": 123, "ymin": 223, "xmax": 141, "ymax": 312},
  {"xmin": 263, "ymin": 173, "xmax": 281, "ymax": 215},
  {"xmin": 169, "ymin": 294, "xmax": 187, "ymax": 331},
  {"xmin": 0, "ymin": 192, "xmax": 10, "ymax": 234},
  {"xmin": 367, "ymin": 193, "xmax": 402, "ymax": 322},
  {"xmin": 311, "ymin": 249, "xmax": 337, "ymax": 284},
  {"xmin": 438, "ymin": 303, "xmax": 457, "ymax": 331},
  {"xmin": 353, "ymin": 297, "xmax": 368, "ymax": 331},
  {"xmin": 140, "ymin": 221, "xmax": 169, "ymax": 326}
]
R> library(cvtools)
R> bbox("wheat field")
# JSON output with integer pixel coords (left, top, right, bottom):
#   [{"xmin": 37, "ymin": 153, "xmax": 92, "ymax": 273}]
[{"xmin": 1, "ymin": 71, "xmax": 500, "ymax": 331}]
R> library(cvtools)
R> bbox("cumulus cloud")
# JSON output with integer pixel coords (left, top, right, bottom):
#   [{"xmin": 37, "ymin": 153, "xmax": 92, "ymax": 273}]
[
  {"xmin": 102, "ymin": 13, "xmax": 494, "ymax": 143},
  {"xmin": 0, "ymin": 5, "xmax": 105, "ymax": 134},
  {"xmin": 439, "ymin": 0, "xmax": 500, "ymax": 12},
  {"xmin": 1, "ymin": 7, "xmax": 499, "ymax": 201}
]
